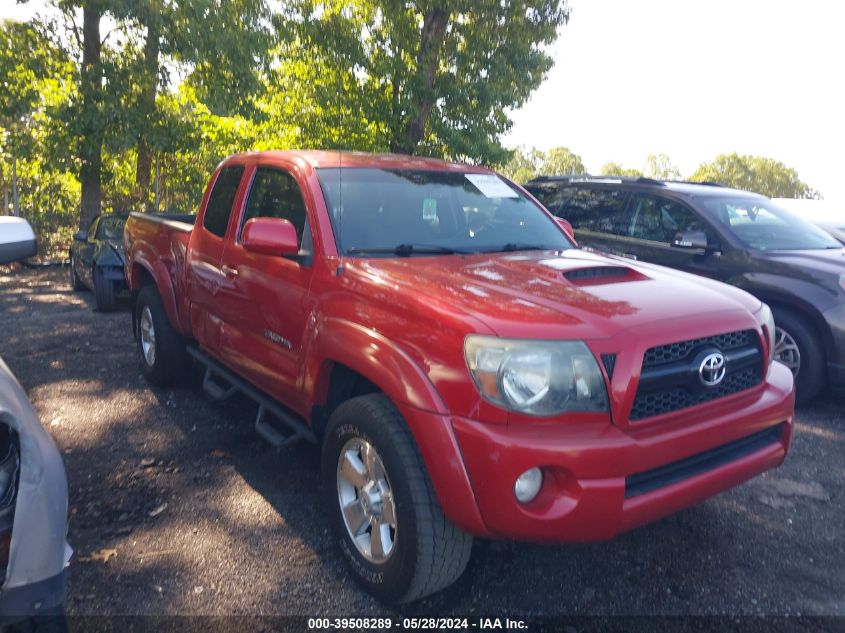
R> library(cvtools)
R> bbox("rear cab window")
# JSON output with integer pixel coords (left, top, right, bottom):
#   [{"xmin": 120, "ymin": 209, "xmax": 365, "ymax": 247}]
[{"xmin": 203, "ymin": 165, "xmax": 245, "ymax": 238}]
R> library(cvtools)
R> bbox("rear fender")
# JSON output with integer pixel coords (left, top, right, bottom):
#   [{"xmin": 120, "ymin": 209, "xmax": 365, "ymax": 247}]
[{"xmin": 128, "ymin": 248, "xmax": 186, "ymax": 335}]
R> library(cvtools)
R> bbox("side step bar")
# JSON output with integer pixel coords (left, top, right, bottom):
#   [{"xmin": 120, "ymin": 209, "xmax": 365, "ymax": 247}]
[{"xmin": 187, "ymin": 346, "xmax": 317, "ymax": 448}]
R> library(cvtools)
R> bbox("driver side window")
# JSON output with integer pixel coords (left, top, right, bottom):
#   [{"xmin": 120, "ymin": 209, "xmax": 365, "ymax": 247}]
[
  {"xmin": 241, "ymin": 167, "xmax": 308, "ymax": 246},
  {"xmin": 628, "ymin": 195, "xmax": 705, "ymax": 243}
]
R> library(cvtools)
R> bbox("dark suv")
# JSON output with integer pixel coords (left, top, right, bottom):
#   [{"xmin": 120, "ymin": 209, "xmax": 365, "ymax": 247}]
[{"xmin": 525, "ymin": 176, "xmax": 845, "ymax": 403}]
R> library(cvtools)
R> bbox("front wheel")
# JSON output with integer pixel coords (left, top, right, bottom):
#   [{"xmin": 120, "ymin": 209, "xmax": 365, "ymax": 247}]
[
  {"xmin": 93, "ymin": 267, "xmax": 116, "ymax": 312},
  {"xmin": 69, "ymin": 254, "xmax": 85, "ymax": 291},
  {"xmin": 772, "ymin": 307, "xmax": 825, "ymax": 404},
  {"xmin": 135, "ymin": 285, "xmax": 190, "ymax": 386},
  {"xmin": 322, "ymin": 394, "xmax": 472, "ymax": 603}
]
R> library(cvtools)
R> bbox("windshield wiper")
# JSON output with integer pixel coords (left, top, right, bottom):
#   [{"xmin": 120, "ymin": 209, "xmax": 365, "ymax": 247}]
[
  {"xmin": 487, "ymin": 242, "xmax": 558, "ymax": 253},
  {"xmin": 346, "ymin": 243, "xmax": 475, "ymax": 257}
]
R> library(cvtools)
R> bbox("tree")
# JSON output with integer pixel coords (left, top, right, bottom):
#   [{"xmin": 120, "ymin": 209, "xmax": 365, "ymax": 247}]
[
  {"xmin": 285, "ymin": 0, "xmax": 571, "ymax": 164},
  {"xmin": 497, "ymin": 145, "xmax": 584, "ymax": 183},
  {"xmin": 0, "ymin": 20, "xmax": 70, "ymax": 216},
  {"xmin": 541, "ymin": 146, "xmax": 585, "ymax": 176},
  {"xmin": 599, "ymin": 161, "xmax": 643, "ymax": 178},
  {"xmin": 498, "ymin": 146, "xmax": 545, "ymax": 183},
  {"xmin": 645, "ymin": 153, "xmax": 680, "ymax": 180},
  {"xmin": 690, "ymin": 153, "xmax": 818, "ymax": 198},
  {"xmin": 127, "ymin": 0, "xmax": 273, "ymax": 209}
]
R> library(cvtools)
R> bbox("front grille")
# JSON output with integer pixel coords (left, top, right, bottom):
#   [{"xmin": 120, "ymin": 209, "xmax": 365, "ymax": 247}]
[
  {"xmin": 643, "ymin": 330, "xmax": 754, "ymax": 368},
  {"xmin": 625, "ymin": 423, "xmax": 784, "ymax": 498},
  {"xmin": 631, "ymin": 329, "xmax": 762, "ymax": 421},
  {"xmin": 630, "ymin": 367, "xmax": 761, "ymax": 420}
]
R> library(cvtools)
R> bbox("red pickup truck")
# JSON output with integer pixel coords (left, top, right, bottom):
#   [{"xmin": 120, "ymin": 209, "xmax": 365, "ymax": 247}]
[{"xmin": 124, "ymin": 150, "xmax": 795, "ymax": 603}]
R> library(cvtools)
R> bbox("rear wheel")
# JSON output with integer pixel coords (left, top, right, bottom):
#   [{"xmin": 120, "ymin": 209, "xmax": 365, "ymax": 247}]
[
  {"xmin": 93, "ymin": 267, "xmax": 116, "ymax": 312},
  {"xmin": 772, "ymin": 307, "xmax": 825, "ymax": 404},
  {"xmin": 322, "ymin": 394, "xmax": 472, "ymax": 603},
  {"xmin": 135, "ymin": 285, "xmax": 190, "ymax": 386},
  {"xmin": 69, "ymin": 254, "xmax": 85, "ymax": 291}
]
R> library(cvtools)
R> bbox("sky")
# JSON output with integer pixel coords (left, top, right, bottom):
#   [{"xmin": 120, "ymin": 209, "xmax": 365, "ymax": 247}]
[
  {"xmin": 504, "ymin": 0, "xmax": 845, "ymax": 204},
  {"xmin": 3, "ymin": 0, "xmax": 844, "ymax": 204}
]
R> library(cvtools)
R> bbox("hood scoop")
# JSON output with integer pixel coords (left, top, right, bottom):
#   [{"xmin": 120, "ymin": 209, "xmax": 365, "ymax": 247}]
[{"xmin": 562, "ymin": 265, "xmax": 645, "ymax": 286}]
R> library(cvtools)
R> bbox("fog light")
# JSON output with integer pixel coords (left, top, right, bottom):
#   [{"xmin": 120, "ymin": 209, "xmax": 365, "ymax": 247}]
[{"xmin": 514, "ymin": 467, "xmax": 543, "ymax": 504}]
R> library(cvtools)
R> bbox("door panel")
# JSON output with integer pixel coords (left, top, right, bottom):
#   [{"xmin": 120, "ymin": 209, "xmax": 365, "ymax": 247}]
[
  {"xmin": 616, "ymin": 194, "xmax": 723, "ymax": 276},
  {"xmin": 186, "ymin": 164, "xmax": 247, "ymax": 350},
  {"xmin": 215, "ymin": 165, "xmax": 315, "ymax": 410}
]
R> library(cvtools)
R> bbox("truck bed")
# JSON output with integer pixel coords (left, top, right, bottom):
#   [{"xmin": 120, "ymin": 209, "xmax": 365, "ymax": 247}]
[{"xmin": 127, "ymin": 211, "xmax": 196, "ymax": 231}]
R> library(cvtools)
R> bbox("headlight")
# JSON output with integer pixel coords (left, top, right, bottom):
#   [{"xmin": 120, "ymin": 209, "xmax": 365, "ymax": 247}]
[
  {"xmin": 464, "ymin": 336, "xmax": 609, "ymax": 416},
  {"xmin": 759, "ymin": 303, "xmax": 776, "ymax": 363}
]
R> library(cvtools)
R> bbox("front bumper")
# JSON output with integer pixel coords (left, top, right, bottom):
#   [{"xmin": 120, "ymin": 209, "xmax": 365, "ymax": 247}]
[
  {"xmin": 448, "ymin": 361, "xmax": 794, "ymax": 541},
  {"xmin": 0, "ymin": 569, "xmax": 65, "ymax": 620}
]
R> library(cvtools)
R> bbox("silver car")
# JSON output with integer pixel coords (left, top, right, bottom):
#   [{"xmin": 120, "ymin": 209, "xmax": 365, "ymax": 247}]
[{"xmin": 0, "ymin": 217, "xmax": 70, "ymax": 621}]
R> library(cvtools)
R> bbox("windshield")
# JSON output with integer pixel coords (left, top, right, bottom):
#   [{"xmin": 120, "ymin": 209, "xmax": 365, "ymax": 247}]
[
  {"xmin": 97, "ymin": 215, "xmax": 127, "ymax": 241},
  {"xmin": 701, "ymin": 197, "xmax": 841, "ymax": 251},
  {"xmin": 316, "ymin": 168, "xmax": 573, "ymax": 256}
]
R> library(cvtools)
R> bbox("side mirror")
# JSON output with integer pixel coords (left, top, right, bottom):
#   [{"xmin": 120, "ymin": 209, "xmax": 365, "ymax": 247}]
[
  {"xmin": 555, "ymin": 217, "xmax": 577, "ymax": 244},
  {"xmin": 73, "ymin": 230, "xmax": 88, "ymax": 242},
  {"xmin": 0, "ymin": 217, "xmax": 37, "ymax": 264},
  {"xmin": 671, "ymin": 230, "xmax": 708, "ymax": 251},
  {"xmin": 242, "ymin": 217, "xmax": 299, "ymax": 256}
]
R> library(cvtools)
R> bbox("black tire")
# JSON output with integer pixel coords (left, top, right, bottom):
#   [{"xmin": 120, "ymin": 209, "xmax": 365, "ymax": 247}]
[
  {"xmin": 69, "ymin": 254, "xmax": 85, "ymax": 291},
  {"xmin": 135, "ymin": 285, "xmax": 191, "ymax": 386},
  {"xmin": 93, "ymin": 266, "xmax": 116, "ymax": 312},
  {"xmin": 772, "ymin": 307, "xmax": 825, "ymax": 405},
  {"xmin": 322, "ymin": 394, "xmax": 472, "ymax": 603}
]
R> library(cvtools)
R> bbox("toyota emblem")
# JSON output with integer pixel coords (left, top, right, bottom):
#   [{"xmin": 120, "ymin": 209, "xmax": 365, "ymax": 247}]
[{"xmin": 699, "ymin": 352, "xmax": 726, "ymax": 387}]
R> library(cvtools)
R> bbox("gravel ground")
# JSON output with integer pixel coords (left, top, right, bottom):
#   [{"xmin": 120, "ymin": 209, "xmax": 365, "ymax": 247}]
[{"xmin": 0, "ymin": 265, "xmax": 842, "ymax": 618}]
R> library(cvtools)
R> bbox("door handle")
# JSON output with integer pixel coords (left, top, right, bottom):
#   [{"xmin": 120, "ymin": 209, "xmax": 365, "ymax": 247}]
[{"xmin": 221, "ymin": 264, "xmax": 239, "ymax": 279}]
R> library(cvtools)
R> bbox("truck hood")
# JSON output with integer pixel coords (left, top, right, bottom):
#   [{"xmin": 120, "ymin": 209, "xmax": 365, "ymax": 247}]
[{"xmin": 350, "ymin": 249, "xmax": 762, "ymax": 340}]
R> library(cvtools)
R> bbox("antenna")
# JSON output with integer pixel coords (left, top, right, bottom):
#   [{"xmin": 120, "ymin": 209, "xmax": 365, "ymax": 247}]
[{"xmin": 336, "ymin": 149, "xmax": 344, "ymax": 276}]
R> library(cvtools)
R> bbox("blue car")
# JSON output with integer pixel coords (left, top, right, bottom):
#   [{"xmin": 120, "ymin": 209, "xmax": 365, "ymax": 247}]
[{"xmin": 69, "ymin": 213, "xmax": 128, "ymax": 311}]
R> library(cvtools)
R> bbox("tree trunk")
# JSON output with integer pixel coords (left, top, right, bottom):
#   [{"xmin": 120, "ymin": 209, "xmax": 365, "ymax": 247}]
[
  {"xmin": 79, "ymin": 6, "xmax": 103, "ymax": 230},
  {"xmin": 391, "ymin": 8, "xmax": 448, "ymax": 155},
  {"xmin": 135, "ymin": 19, "xmax": 160, "ymax": 211}
]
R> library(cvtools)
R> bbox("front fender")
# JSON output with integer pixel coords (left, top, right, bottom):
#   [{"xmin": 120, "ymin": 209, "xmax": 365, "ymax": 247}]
[
  {"xmin": 307, "ymin": 317, "xmax": 448, "ymax": 415},
  {"xmin": 305, "ymin": 318, "xmax": 488, "ymax": 535}
]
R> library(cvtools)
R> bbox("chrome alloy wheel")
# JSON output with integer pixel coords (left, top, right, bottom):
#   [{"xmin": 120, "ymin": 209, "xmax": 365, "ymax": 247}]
[
  {"xmin": 336, "ymin": 438, "xmax": 397, "ymax": 563},
  {"xmin": 139, "ymin": 305, "xmax": 156, "ymax": 367},
  {"xmin": 774, "ymin": 326, "xmax": 801, "ymax": 376}
]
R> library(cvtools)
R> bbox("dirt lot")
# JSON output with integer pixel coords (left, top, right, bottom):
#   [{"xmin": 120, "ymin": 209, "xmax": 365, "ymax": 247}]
[{"xmin": 0, "ymin": 265, "xmax": 843, "ymax": 618}]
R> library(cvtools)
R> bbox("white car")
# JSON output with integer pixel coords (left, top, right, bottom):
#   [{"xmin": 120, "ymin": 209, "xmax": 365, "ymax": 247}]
[
  {"xmin": 0, "ymin": 217, "xmax": 70, "ymax": 622},
  {"xmin": 0, "ymin": 217, "xmax": 37, "ymax": 265}
]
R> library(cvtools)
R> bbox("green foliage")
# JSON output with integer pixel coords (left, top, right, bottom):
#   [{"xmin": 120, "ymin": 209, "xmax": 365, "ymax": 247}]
[
  {"xmin": 645, "ymin": 153, "xmax": 681, "ymax": 180},
  {"xmin": 498, "ymin": 145, "xmax": 584, "ymax": 183},
  {"xmin": 3, "ymin": 2, "xmax": 571, "ymax": 254},
  {"xmin": 0, "ymin": 19, "xmax": 78, "ymax": 257},
  {"xmin": 690, "ymin": 153, "xmax": 817, "ymax": 198},
  {"xmin": 542, "ymin": 146, "xmax": 586, "ymax": 176},
  {"xmin": 498, "ymin": 146, "xmax": 545, "ymax": 183},
  {"xmin": 288, "ymin": 0, "xmax": 571, "ymax": 164},
  {"xmin": 599, "ymin": 162, "xmax": 643, "ymax": 178}
]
